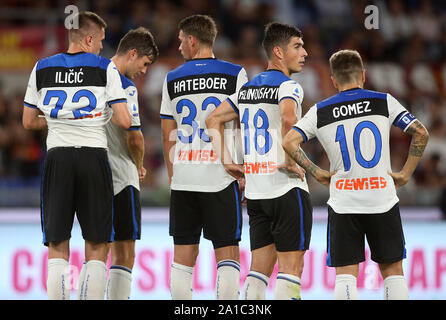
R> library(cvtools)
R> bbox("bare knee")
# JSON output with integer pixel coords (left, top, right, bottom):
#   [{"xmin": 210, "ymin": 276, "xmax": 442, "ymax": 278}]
[
  {"xmin": 379, "ymin": 260, "xmax": 404, "ymax": 279},
  {"xmin": 277, "ymin": 250, "xmax": 306, "ymax": 277},
  {"xmin": 174, "ymin": 244, "xmax": 199, "ymax": 267},
  {"xmin": 110, "ymin": 240, "xmax": 136, "ymax": 269}
]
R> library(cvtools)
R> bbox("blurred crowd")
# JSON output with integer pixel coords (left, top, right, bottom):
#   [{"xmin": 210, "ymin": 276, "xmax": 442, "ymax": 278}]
[{"xmin": 0, "ymin": 0, "xmax": 445, "ymax": 214}]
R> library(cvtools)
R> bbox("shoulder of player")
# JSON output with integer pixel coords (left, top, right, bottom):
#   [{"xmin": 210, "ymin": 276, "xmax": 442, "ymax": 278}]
[
  {"xmin": 36, "ymin": 52, "xmax": 112, "ymax": 71},
  {"xmin": 166, "ymin": 58, "xmax": 243, "ymax": 81},
  {"xmin": 118, "ymin": 73, "xmax": 136, "ymax": 91}
]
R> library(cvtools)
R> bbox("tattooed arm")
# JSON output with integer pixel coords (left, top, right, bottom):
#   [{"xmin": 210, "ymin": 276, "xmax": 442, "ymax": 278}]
[
  {"xmin": 388, "ymin": 119, "xmax": 429, "ymax": 188},
  {"xmin": 283, "ymin": 128, "xmax": 335, "ymax": 187}
]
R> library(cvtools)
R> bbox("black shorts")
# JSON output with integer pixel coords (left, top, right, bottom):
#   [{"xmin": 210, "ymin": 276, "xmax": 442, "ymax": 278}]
[
  {"xmin": 40, "ymin": 147, "xmax": 114, "ymax": 246},
  {"xmin": 113, "ymin": 185, "xmax": 141, "ymax": 241},
  {"xmin": 169, "ymin": 181, "xmax": 242, "ymax": 249},
  {"xmin": 326, "ymin": 203, "xmax": 406, "ymax": 267},
  {"xmin": 246, "ymin": 187, "xmax": 312, "ymax": 252}
]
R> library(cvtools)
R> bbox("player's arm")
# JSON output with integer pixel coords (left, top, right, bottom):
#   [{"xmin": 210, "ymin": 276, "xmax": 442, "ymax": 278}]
[
  {"xmin": 282, "ymin": 128, "xmax": 335, "ymax": 187},
  {"xmin": 111, "ymin": 102, "xmax": 132, "ymax": 129},
  {"xmin": 161, "ymin": 118, "xmax": 177, "ymax": 185},
  {"xmin": 388, "ymin": 119, "xmax": 429, "ymax": 188},
  {"xmin": 205, "ymin": 99, "xmax": 244, "ymax": 179},
  {"xmin": 126, "ymin": 129, "xmax": 146, "ymax": 180},
  {"xmin": 22, "ymin": 105, "xmax": 47, "ymax": 130},
  {"xmin": 278, "ymin": 98, "xmax": 305, "ymax": 181}
]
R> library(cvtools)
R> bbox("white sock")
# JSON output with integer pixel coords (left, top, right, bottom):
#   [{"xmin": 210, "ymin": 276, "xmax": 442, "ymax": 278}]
[
  {"xmin": 334, "ymin": 274, "xmax": 358, "ymax": 300},
  {"xmin": 77, "ymin": 262, "xmax": 86, "ymax": 300},
  {"xmin": 106, "ymin": 265, "xmax": 132, "ymax": 300},
  {"xmin": 216, "ymin": 260, "xmax": 240, "ymax": 300},
  {"xmin": 383, "ymin": 275, "xmax": 409, "ymax": 300},
  {"xmin": 242, "ymin": 271, "xmax": 269, "ymax": 300},
  {"xmin": 170, "ymin": 262, "xmax": 194, "ymax": 300},
  {"xmin": 81, "ymin": 260, "xmax": 107, "ymax": 300},
  {"xmin": 274, "ymin": 273, "xmax": 301, "ymax": 300},
  {"xmin": 47, "ymin": 258, "xmax": 70, "ymax": 300}
]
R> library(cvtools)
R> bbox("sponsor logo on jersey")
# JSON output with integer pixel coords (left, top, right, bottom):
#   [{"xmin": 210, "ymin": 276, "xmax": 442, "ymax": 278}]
[
  {"xmin": 244, "ymin": 161, "xmax": 277, "ymax": 174},
  {"xmin": 335, "ymin": 176, "xmax": 387, "ymax": 190},
  {"xmin": 177, "ymin": 149, "xmax": 218, "ymax": 162}
]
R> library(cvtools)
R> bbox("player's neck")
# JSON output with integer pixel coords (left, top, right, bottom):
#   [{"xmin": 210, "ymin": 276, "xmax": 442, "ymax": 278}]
[
  {"xmin": 266, "ymin": 61, "xmax": 290, "ymax": 77},
  {"xmin": 67, "ymin": 42, "xmax": 88, "ymax": 54},
  {"xmin": 191, "ymin": 46, "xmax": 214, "ymax": 60},
  {"xmin": 338, "ymin": 83, "xmax": 363, "ymax": 92},
  {"xmin": 111, "ymin": 55, "xmax": 126, "ymax": 75}
]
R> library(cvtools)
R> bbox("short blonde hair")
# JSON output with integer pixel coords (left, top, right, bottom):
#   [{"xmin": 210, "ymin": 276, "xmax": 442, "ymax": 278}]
[{"xmin": 329, "ymin": 49, "xmax": 364, "ymax": 85}]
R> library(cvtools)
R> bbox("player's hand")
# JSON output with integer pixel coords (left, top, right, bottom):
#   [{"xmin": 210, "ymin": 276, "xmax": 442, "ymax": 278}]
[
  {"xmin": 314, "ymin": 169, "xmax": 336, "ymax": 188},
  {"xmin": 387, "ymin": 170, "xmax": 410, "ymax": 189},
  {"xmin": 224, "ymin": 163, "xmax": 245, "ymax": 180},
  {"xmin": 139, "ymin": 167, "xmax": 147, "ymax": 181},
  {"xmin": 277, "ymin": 162, "xmax": 306, "ymax": 181},
  {"xmin": 238, "ymin": 177, "xmax": 247, "ymax": 206}
]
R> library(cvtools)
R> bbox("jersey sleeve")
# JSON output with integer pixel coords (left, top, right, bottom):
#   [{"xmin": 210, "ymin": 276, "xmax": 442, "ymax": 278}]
[
  {"xmin": 160, "ymin": 76, "xmax": 174, "ymax": 120},
  {"xmin": 278, "ymin": 80, "xmax": 304, "ymax": 106},
  {"xmin": 24, "ymin": 63, "xmax": 39, "ymax": 109},
  {"xmin": 106, "ymin": 61, "xmax": 127, "ymax": 106},
  {"xmin": 292, "ymin": 104, "xmax": 317, "ymax": 143},
  {"xmin": 126, "ymin": 87, "xmax": 141, "ymax": 130},
  {"xmin": 387, "ymin": 94, "xmax": 417, "ymax": 132}
]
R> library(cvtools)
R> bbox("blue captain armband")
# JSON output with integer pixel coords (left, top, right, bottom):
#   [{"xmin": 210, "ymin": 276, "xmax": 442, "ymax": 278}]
[{"xmin": 393, "ymin": 111, "xmax": 416, "ymax": 131}]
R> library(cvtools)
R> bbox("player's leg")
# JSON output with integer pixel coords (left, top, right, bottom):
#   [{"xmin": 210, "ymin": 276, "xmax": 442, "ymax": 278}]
[
  {"xmin": 242, "ymin": 243, "xmax": 277, "ymax": 300},
  {"xmin": 41, "ymin": 148, "xmax": 76, "ymax": 300},
  {"xmin": 107, "ymin": 240, "xmax": 135, "ymax": 299},
  {"xmin": 169, "ymin": 189, "xmax": 202, "ymax": 299},
  {"xmin": 272, "ymin": 188, "xmax": 312, "ymax": 300},
  {"xmin": 241, "ymin": 198, "xmax": 277, "ymax": 300},
  {"xmin": 75, "ymin": 147, "xmax": 114, "ymax": 300},
  {"xmin": 379, "ymin": 260, "xmax": 408, "ymax": 300},
  {"xmin": 327, "ymin": 206, "xmax": 365, "ymax": 300},
  {"xmin": 275, "ymin": 250, "xmax": 305, "ymax": 300},
  {"xmin": 214, "ymin": 244, "xmax": 240, "ymax": 300},
  {"xmin": 106, "ymin": 186, "xmax": 141, "ymax": 300},
  {"xmin": 170, "ymin": 243, "xmax": 199, "ymax": 299},
  {"xmin": 47, "ymin": 240, "xmax": 70, "ymax": 300},
  {"xmin": 203, "ymin": 181, "xmax": 243, "ymax": 300},
  {"xmin": 365, "ymin": 204, "xmax": 408, "ymax": 300},
  {"xmin": 334, "ymin": 264, "xmax": 359, "ymax": 300}
]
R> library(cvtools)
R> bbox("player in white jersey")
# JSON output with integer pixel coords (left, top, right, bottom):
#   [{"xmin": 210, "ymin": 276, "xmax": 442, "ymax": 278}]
[
  {"xmin": 22, "ymin": 11, "xmax": 131, "ymax": 300},
  {"xmin": 207, "ymin": 22, "xmax": 311, "ymax": 300},
  {"xmin": 72, "ymin": 27, "xmax": 158, "ymax": 300},
  {"xmin": 283, "ymin": 50, "xmax": 429, "ymax": 300},
  {"xmin": 160, "ymin": 15, "xmax": 248, "ymax": 300}
]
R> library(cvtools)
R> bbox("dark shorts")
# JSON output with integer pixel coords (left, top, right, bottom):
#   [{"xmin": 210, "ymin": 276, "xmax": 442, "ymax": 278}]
[
  {"xmin": 326, "ymin": 203, "xmax": 406, "ymax": 267},
  {"xmin": 246, "ymin": 187, "xmax": 313, "ymax": 252},
  {"xmin": 40, "ymin": 147, "xmax": 114, "ymax": 246},
  {"xmin": 113, "ymin": 185, "xmax": 141, "ymax": 241},
  {"xmin": 169, "ymin": 181, "xmax": 242, "ymax": 249}
]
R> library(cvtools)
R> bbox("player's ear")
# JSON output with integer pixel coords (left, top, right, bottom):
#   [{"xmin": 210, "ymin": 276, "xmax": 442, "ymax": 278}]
[
  {"xmin": 361, "ymin": 69, "xmax": 366, "ymax": 85},
  {"xmin": 129, "ymin": 48, "xmax": 138, "ymax": 61},
  {"xmin": 273, "ymin": 45, "xmax": 283, "ymax": 60},
  {"xmin": 331, "ymin": 75, "xmax": 339, "ymax": 90}
]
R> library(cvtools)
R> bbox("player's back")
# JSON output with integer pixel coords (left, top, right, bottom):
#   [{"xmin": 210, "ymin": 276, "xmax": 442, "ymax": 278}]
[
  {"xmin": 25, "ymin": 52, "xmax": 126, "ymax": 149},
  {"xmin": 160, "ymin": 58, "xmax": 247, "ymax": 192},
  {"xmin": 296, "ymin": 88, "xmax": 416, "ymax": 213},
  {"xmin": 234, "ymin": 69, "xmax": 308, "ymax": 200},
  {"xmin": 105, "ymin": 73, "xmax": 140, "ymax": 195}
]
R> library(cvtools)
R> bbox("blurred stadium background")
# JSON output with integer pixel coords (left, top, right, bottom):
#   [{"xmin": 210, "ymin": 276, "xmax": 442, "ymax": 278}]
[{"xmin": 0, "ymin": 0, "xmax": 445, "ymax": 299}]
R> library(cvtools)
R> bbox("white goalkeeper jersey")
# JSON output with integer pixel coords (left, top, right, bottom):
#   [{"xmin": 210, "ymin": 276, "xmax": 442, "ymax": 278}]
[
  {"xmin": 105, "ymin": 73, "xmax": 141, "ymax": 195},
  {"xmin": 294, "ymin": 88, "xmax": 417, "ymax": 213},
  {"xmin": 227, "ymin": 69, "xmax": 309, "ymax": 200},
  {"xmin": 24, "ymin": 52, "xmax": 127, "ymax": 150},
  {"xmin": 160, "ymin": 58, "xmax": 247, "ymax": 192}
]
